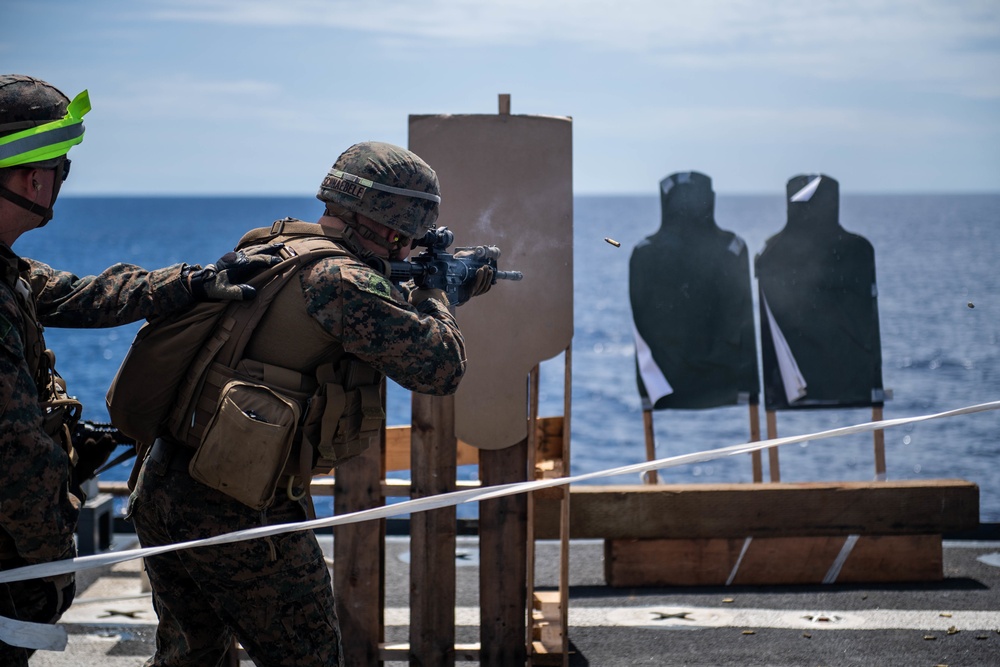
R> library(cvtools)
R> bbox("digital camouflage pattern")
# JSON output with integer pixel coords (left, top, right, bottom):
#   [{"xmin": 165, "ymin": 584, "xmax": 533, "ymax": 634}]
[
  {"xmin": 131, "ymin": 230, "xmax": 465, "ymax": 665},
  {"xmin": 131, "ymin": 452, "xmax": 343, "ymax": 667},
  {"xmin": 0, "ymin": 242, "xmax": 192, "ymax": 665},
  {"xmin": 0, "ymin": 244, "xmax": 192, "ymax": 562},
  {"xmin": 300, "ymin": 255, "xmax": 466, "ymax": 394},
  {"xmin": 316, "ymin": 141, "xmax": 441, "ymax": 238}
]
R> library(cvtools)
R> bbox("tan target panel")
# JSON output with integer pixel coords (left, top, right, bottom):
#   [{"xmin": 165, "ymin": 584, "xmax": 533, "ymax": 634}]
[{"xmin": 409, "ymin": 109, "xmax": 573, "ymax": 450}]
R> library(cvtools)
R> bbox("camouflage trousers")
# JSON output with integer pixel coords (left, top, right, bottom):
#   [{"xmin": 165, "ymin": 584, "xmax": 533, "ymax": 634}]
[
  {"xmin": 129, "ymin": 446, "xmax": 343, "ymax": 667},
  {"xmin": 0, "ymin": 574, "xmax": 76, "ymax": 666}
]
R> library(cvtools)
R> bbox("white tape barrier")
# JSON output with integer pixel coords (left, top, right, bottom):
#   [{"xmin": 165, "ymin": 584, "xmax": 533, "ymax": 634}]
[{"xmin": 1, "ymin": 399, "xmax": 998, "ymax": 650}]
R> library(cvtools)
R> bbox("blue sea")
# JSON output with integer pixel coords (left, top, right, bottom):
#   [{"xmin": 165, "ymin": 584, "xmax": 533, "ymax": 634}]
[{"xmin": 13, "ymin": 194, "xmax": 1000, "ymax": 522}]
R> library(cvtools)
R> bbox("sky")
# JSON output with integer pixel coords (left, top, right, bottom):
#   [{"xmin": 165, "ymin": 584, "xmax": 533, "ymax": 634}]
[{"xmin": 3, "ymin": 0, "xmax": 999, "ymax": 196}]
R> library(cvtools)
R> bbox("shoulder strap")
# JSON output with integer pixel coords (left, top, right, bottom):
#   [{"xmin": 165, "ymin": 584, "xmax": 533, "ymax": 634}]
[
  {"xmin": 236, "ymin": 219, "xmax": 344, "ymax": 250},
  {"xmin": 167, "ymin": 234, "xmax": 351, "ymax": 443},
  {"xmin": 219, "ymin": 234, "xmax": 352, "ymax": 367}
]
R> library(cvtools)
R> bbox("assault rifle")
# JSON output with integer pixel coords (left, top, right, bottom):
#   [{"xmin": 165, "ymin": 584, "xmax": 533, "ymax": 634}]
[
  {"xmin": 70, "ymin": 420, "xmax": 135, "ymax": 498},
  {"xmin": 385, "ymin": 227, "xmax": 523, "ymax": 306}
]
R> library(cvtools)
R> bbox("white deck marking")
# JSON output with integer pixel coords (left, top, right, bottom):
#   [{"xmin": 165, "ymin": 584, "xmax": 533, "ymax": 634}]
[{"xmin": 60, "ymin": 601, "xmax": 1000, "ymax": 631}]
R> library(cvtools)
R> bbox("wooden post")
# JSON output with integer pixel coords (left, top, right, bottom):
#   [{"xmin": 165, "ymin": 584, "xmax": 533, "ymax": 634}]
[
  {"xmin": 558, "ymin": 346, "xmax": 572, "ymax": 665},
  {"xmin": 334, "ymin": 398, "xmax": 386, "ymax": 666},
  {"xmin": 410, "ymin": 392, "xmax": 458, "ymax": 666},
  {"xmin": 749, "ymin": 400, "xmax": 763, "ymax": 483},
  {"xmin": 525, "ymin": 365, "xmax": 539, "ymax": 658},
  {"xmin": 765, "ymin": 410, "xmax": 781, "ymax": 482},
  {"xmin": 480, "ymin": 441, "xmax": 528, "ymax": 666},
  {"xmin": 873, "ymin": 405, "xmax": 886, "ymax": 480},
  {"xmin": 642, "ymin": 409, "xmax": 658, "ymax": 484}
]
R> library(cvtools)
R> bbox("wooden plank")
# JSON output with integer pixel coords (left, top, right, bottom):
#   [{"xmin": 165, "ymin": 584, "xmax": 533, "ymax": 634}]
[
  {"xmin": 557, "ymin": 346, "xmax": 572, "ymax": 666},
  {"xmin": 873, "ymin": 405, "xmax": 887, "ymax": 479},
  {"xmin": 749, "ymin": 400, "xmax": 763, "ymax": 483},
  {"xmin": 837, "ymin": 534, "xmax": 942, "ymax": 582},
  {"xmin": 642, "ymin": 410, "xmax": 658, "ymax": 484},
  {"xmin": 382, "ymin": 418, "xmax": 562, "ymax": 471},
  {"xmin": 526, "ymin": 366, "xmax": 539, "ymax": 656},
  {"xmin": 531, "ymin": 641, "xmax": 569, "ymax": 666},
  {"xmin": 535, "ymin": 416, "xmax": 564, "ymax": 466},
  {"xmin": 385, "ymin": 425, "xmax": 479, "ymax": 471},
  {"xmin": 532, "ymin": 591, "xmax": 563, "ymax": 646},
  {"xmin": 334, "ymin": 421, "xmax": 385, "ymax": 666},
  {"xmin": 409, "ymin": 393, "xmax": 457, "ymax": 666},
  {"xmin": 480, "ymin": 440, "xmax": 528, "ymax": 667},
  {"xmin": 766, "ymin": 410, "xmax": 780, "ymax": 481},
  {"xmin": 533, "ymin": 480, "xmax": 979, "ymax": 540},
  {"xmin": 605, "ymin": 534, "xmax": 943, "ymax": 586},
  {"xmin": 381, "ymin": 643, "xmax": 480, "ymax": 662}
]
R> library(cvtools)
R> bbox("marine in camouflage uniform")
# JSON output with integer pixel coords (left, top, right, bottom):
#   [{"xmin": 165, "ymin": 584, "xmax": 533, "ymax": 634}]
[
  {"xmin": 129, "ymin": 142, "xmax": 487, "ymax": 667},
  {"xmin": 0, "ymin": 74, "xmax": 279, "ymax": 665}
]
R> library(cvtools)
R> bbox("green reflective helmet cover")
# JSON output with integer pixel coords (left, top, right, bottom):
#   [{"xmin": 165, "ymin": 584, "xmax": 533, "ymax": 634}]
[
  {"xmin": 317, "ymin": 141, "xmax": 441, "ymax": 237},
  {"xmin": 0, "ymin": 75, "xmax": 89, "ymax": 169}
]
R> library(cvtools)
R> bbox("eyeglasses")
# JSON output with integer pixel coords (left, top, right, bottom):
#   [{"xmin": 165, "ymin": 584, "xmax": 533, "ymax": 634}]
[{"xmin": 45, "ymin": 159, "xmax": 71, "ymax": 183}]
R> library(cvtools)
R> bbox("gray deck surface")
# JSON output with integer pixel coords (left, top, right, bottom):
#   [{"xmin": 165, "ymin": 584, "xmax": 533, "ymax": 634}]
[{"xmin": 30, "ymin": 530, "xmax": 1000, "ymax": 666}]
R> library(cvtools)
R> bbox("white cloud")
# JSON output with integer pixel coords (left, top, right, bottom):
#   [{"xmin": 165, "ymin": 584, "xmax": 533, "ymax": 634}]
[{"xmin": 145, "ymin": 0, "xmax": 1000, "ymax": 98}]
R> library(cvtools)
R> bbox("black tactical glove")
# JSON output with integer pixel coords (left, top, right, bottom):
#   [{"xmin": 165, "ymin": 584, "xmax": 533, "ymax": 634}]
[
  {"xmin": 188, "ymin": 243, "xmax": 284, "ymax": 301},
  {"xmin": 451, "ymin": 249, "xmax": 495, "ymax": 306}
]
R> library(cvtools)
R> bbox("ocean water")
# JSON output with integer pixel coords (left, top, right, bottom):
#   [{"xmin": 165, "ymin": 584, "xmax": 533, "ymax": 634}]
[{"xmin": 13, "ymin": 194, "xmax": 1000, "ymax": 522}]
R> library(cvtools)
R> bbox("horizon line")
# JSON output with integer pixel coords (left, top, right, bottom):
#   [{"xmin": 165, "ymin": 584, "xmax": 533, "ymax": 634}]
[{"xmin": 58, "ymin": 189, "xmax": 1000, "ymax": 198}]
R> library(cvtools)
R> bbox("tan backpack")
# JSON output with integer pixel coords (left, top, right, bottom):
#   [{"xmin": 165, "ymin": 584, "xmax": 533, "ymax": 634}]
[
  {"xmin": 106, "ymin": 222, "xmax": 384, "ymax": 507},
  {"xmin": 106, "ymin": 229, "xmax": 344, "ymax": 443}
]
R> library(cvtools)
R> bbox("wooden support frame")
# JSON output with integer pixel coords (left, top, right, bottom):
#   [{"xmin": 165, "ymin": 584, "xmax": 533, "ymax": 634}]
[
  {"xmin": 749, "ymin": 399, "xmax": 763, "ymax": 483},
  {"xmin": 410, "ymin": 392, "xmax": 458, "ymax": 665},
  {"xmin": 642, "ymin": 396, "xmax": 764, "ymax": 485},
  {"xmin": 765, "ymin": 405, "xmax": 887, "ymax": 482},
  {"xmin": 333, "ymin": 383, "xmax": 387, "ymax": 666},
  {"xmin": 527, "ymin": 345, "xmax": 572, "ymax": 666},
  {"xmin": 322, "ymin": 363, "xmax": 572, "ymax": 666},
  {"xmin": 605, "ymin": 534, "xmax": 945, "ymax": 586},
  {"xmin": 532, "ymin": 480, "xmax": 979, "ymax": 540},
  {"xmin": 534, "ymin": 478, "xmax": 977, "ymax": 588}
]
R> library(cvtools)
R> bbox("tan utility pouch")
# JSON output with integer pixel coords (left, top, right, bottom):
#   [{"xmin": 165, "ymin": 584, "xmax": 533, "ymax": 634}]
[{"xmin": 189, "ymin": 380, "xmax": 301, "ymax": 509}]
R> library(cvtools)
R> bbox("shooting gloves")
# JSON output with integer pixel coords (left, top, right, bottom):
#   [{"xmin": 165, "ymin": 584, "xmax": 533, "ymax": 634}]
[
  {"xmin": 453, "ymin": 249, "xmax": 495, "ymax": 303},
  {"xmin": 187, "ymin": 243, "xmax": 284, "ymax": 301}
]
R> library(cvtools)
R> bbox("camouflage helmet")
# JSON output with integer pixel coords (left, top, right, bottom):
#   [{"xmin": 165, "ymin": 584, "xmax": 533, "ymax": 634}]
[
  {"xmin": 317, "ymin": 141, "xmax": 441, "ymax": 237},
  {"xmin": 0, "ymin": 75, "xmax": 88, "ymax": 170}
]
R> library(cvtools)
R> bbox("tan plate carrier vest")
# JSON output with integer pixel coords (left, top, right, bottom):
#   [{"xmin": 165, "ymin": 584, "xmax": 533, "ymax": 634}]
[{"xmin": 110, "ymin": 220, "xmax": 385, "ymax": 510}]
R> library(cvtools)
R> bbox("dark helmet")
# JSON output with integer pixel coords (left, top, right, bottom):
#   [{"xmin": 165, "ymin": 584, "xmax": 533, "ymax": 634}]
[
  {"xmin": 316, "ymin": 141, "xmax": 441, "ymax": 238},
  {"xmin": 0, "ymin": 75, "xmax": 79, "ymax": 169}
]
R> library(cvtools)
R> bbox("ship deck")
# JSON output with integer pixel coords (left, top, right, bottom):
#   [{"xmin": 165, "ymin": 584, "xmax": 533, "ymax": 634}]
[{"xmin": 30, "ymin": 524, "xmax": 1000, "ymax": 666}]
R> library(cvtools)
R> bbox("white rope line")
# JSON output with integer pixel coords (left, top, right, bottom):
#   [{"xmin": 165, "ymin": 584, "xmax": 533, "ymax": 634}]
[{"xmin": 1, "ymin": 399, "xmax": 997, "ymax": 650}]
